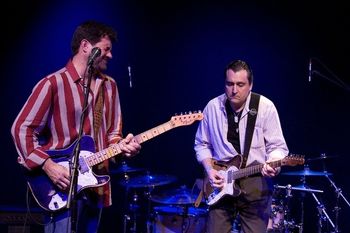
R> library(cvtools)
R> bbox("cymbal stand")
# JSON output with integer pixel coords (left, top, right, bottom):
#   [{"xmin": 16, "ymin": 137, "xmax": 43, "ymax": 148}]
[
  {"xmin": 145, "ymin": 186, "xmax": 155, "ymax": 233},
  {"xmin": 310, "ymin": 192, "xmax": 336, "ymax": 233},
  {"xmin": 126, "ymin": 191, "xmax": 140, "ymax": 233},
  {"xmin": 181, "ymin": 205, "xmax": 190, "ymax": 233},
  {"xmin": 274, "ymin": 184, "xmax": 305, "ymax": 233},
  {"xmin": 123, "ymin": 186, "xmax": 129, "ymax": 233},
  {"xmin": 298, "ymin": 176, "xmax": 307, "ymax": 233},
  {"xmin": 283, "ymin": 184, "xmax": 299, "ymax": 233},
  {"xmin": 325, "ymin": 175, "xmax": 350, "ymax": 233}
]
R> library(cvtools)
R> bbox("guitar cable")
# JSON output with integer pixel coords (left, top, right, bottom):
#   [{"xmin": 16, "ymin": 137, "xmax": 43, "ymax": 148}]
[{"xmin": 25, "ymin": 185, "xmax": 52, "ymax": 230}]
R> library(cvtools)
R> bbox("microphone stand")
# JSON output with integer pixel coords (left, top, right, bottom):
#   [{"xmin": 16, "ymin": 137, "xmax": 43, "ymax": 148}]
[
  {"xmin": 310, "ymin": 57, "xmax": 350, "ymax": 92},
  {"xmin": 67, "ymin": 64, "xmax": 94, "ymax": 233}
]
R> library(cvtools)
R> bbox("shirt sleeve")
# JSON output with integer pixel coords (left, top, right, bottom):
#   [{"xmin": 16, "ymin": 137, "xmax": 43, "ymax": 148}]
[
  {"xmin": 263, "ymin": 102, "xmax": 289, "ymax": 161},
  {"xmin": 11, "ymin": 78, "xmax": 53, "ymax": 170},
  {"xmin": 194, "ymin": 106, "xmax": 214, "ymax": 163}
]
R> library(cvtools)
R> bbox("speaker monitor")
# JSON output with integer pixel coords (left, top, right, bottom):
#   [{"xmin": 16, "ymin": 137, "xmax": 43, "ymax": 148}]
[{"xmin": 0, "ymin": 207, "xmax": 44, "ymax": 233}]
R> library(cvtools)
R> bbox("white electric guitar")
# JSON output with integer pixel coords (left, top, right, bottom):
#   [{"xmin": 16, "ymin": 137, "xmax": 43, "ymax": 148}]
[{"xmin": 203, "ymin": 154, "xmax": 305, "ymax": 206}]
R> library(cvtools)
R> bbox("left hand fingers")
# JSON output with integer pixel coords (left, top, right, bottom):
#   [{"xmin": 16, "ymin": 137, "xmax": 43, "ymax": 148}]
[
  {"xmin": 120, "ymin": 139, "xmax": 141, "ymax": 157},
  {"xmin": 123, "ymin": 133, "xmax": 134, "ymax": 143},
  {"xmin": 262, "ymin": 164, "xmax": 277, "ymax": 177}
]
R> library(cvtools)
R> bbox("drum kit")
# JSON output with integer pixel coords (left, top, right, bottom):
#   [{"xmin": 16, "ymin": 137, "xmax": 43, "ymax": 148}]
[
  {"xmin": 265, "ymin": 154, "xmax": 350, "ymax": 233},
  {"xmin": 111, "ymin": 154, "xmax": 350, "ymax": 233},
  {"xmin": 110, "ymin": 160, "xmax": 207, "ymax": 233}
]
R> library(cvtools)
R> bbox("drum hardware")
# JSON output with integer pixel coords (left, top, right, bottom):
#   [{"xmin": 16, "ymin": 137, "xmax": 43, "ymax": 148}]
[
  {"xmin": 149, "ymin": 185, "xmax": 207, "ymax": 233},
  {"xmin": 278, "ymin": 154, "xmax": 349, "ymax": 232},
  {"xmin": 310, "ymin": 191, "xmax": 336, "ymax": 233},
  {"xmin": 281, "ymin": 164, "xmax": 333, "ymax": 176},
  {"xmin": 283, "ymin": 184, "xmax": 296, "ymax": 231},
  {"xmin": 303, "ymin": 153, "xmax": 348, "ymax": 232},
  {"xmin": 110, "ymin": 160, "xmax": 146, "ymax": 182},
  {"xmin": 312, "ymin": 153, "xmax": 349, "ymax": 233},
  {"xmin": 123, "ymin": 190, "xmax": 142, "ymax": 233},
  {"xmin": 120, "ymin": 173, "xmax": 177, "ymax": 188},
  {"xmin": 324, "ymin": 174, "xmax": 349, "ymax": 233},
  {"xmin": 151, "ymin": 205, "xmax": 207, "ymax": 233},
  {"xmin": 273, "ymin": 180, "xmax": 326, "ymax": 233},
  {"xmin": 110, "ymin": 160, "xmax": 147, "ymax": 233},
  {"xmin": 150, "ymin": 185, "xmax": 201, "ymax": 205},
  {"xmin": 270, "ymin": 184, "xmax": 305, "ymax": 232},
  {"xmin": 274, "ymin": 184, "xmax": 323, "ymax": 194},
  {"xmin": 119, "ymin": 172, "xmax": 177, "ymax": 233},
  {"xmin": 306, "ymin": 153, "xmax": 338, "ymax": 162},
  {"xmin": 110, "ymin": 160, "xmax": 146, "ymax": 175}
]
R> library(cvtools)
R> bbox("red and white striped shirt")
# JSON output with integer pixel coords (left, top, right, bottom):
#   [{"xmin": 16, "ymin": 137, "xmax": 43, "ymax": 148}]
[{"xmin": 11, "ymin": 60, "xmax": 123, "ymax": 206}]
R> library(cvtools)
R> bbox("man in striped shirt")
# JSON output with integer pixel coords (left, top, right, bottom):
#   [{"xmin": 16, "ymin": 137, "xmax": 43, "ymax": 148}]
[{"xmin": 11, "ymin": 20, "xmax": 141, "ymax": 233}]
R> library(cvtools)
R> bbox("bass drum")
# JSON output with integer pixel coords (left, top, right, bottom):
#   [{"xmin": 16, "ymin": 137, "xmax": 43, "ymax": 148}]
[{"xmin": 151, "ymin": 206, "xmax": 207, "ymax": 233}]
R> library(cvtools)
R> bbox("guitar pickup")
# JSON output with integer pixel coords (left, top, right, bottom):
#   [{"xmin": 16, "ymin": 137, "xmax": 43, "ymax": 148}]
[{"xmin": 79, "ymin": 157, "xmax": 89, "ymax": 173}]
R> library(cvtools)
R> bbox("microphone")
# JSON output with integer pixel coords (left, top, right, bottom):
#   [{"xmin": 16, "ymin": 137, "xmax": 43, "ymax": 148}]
[
  {"xmin": 87, "ymin": 47, "xmax": 101, "ymax": 66},
  {"xmin": 128, "ymin": 65, "xmax": 133, "ymax": 88},
  {"xmin": 308, "ymin": 58, "xmax": 312, "ymax": 82}
]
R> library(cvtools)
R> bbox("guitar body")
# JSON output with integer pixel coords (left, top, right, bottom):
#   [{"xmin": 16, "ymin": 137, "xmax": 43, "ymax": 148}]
[
  {"xmin": 203, "ymin": 156, "xmax": 242, "ymax": 206},
  {"xmin": 24, "ymin": 135, "xmax": 110, "ymax": 212}
]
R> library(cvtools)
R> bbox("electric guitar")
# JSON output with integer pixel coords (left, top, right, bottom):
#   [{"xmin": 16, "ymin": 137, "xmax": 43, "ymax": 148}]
[
  {"xmin": 203, "ymin": 154, "xmax": 304, "ymax": 206},
  {"xmin": 23, "ymin": 112, "xmax": 203, "ymax": 212}
]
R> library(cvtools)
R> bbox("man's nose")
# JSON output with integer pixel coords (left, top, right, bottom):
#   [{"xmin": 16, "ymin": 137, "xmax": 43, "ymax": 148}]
[{"xmin": 232, "ymin": 85, "xmax": 238, "ymax": 93}]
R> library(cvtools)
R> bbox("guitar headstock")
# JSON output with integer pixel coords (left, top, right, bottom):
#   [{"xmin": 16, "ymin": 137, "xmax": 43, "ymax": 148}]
[
  {"xmin": 281, "ymin": 154, "xmax": 305, "ymax": 166},
  {"xmin": 170, "ymin": 111, "xmax": 204, "ymax": 127}
]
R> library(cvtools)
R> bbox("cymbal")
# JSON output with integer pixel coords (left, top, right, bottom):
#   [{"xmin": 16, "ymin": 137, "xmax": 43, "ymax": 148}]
[
  {"xmin": 120, "ymin": 174, "xmax": 177, "ymax": 188},
  {"xmin": 110, "ymin": 164, "xmax": 145, "ymax": 174},
  {"xmin": 151, "ymin": 186, "xmax": 200, "ymax": 205},
  {"xmin": 281, "ymin": 168, "xmax": 332, "ymax": 176},
  {"xmin": 307, "ymin": 154, "xmax": 338, "ymax": 162}
]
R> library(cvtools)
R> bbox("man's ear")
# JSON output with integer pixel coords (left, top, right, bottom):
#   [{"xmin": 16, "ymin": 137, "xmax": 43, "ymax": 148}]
[{"xmin": 81, "ymin": 39, "xmax": 91, "ymax": 55}]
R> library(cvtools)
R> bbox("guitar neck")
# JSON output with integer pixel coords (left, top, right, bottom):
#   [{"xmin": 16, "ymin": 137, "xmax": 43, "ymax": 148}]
[
  {"xmin": 233, "ymin": 159, "xmax": 283, "ymax": 180},
  {"xmin": 134, "ymin": 121, "xmax": 175, "ymax": 144},
  {"xmin": 86, "ymin": 120, "xmax": 175, "ymax": 167}
]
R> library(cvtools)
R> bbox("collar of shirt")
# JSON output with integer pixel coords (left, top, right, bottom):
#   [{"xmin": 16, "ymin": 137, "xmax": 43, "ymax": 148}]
[
  {"xmin": 65, "ymin": 59, "xmax": 108, "ymax": 83},
  {"xmin": 219, "ymin": 92, "xmax": 252, "ymax": 119}
]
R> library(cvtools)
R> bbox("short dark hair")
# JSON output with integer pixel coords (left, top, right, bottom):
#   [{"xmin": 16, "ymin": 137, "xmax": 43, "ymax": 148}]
[
  {"xmin": 71, "ymin": 20, "xmax": 117, "ymax": 55},
  {"xmin": 225, "ymin": 60, "xmax": 254, "ymax": 84}
]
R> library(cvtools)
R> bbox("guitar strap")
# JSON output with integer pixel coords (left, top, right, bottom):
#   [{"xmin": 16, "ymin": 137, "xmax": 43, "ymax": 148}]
[
  {"xmin": 93, "ymin": 80, "xmax": 107, "ymax": 184},
  {"xmin": 194, "ymin": 189, "xmax": 203, "ymax": 208},
  {"xmin": 93, "ymin": 81, "xmax": 105, "ymax": 143},
  {"xmin": 241, "ymin": 92, "xmax": 260, "ymax": 168}
]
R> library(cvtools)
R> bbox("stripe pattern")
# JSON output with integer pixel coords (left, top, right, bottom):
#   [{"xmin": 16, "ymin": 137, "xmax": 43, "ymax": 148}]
[{"xmin": 11, "ymin": 60, "xmax": 123, "ymax": 206}]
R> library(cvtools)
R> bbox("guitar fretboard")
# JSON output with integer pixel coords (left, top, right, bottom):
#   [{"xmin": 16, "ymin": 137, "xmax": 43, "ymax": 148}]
[
  {"xmin": 233, "ymin": 160, "xmax": 282, "ymax": 180},
  {"xmin": 85, "ymin": 121, "xmax": 175, "ymax": 167}
]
